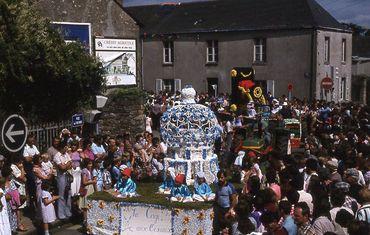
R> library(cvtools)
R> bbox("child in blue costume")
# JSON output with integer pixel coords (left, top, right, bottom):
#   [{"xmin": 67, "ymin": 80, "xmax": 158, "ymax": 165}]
[
  {"xmin": 170, "ymin": 174, "xmax": 193, "ymax": 203},
  {"xmin": 158, "ymin": 167, "xmax": 175, "ymax": 194},
  {"xmin": 193, "ymin": 172, "xmax": 215, "ymax": 202},
  {"xmin": 114, "ymin": 168, "xmax": 138, "ymax": 198}
]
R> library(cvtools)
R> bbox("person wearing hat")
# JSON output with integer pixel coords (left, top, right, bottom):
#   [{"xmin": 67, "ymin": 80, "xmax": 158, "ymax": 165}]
[
  {"xmin": 234, "ymin": 151, "xmax": 246, "ymax": 169},
  {"xmin": 158, "ymin": 167, "xmax": 176, "ymax": 194},
  {"xmin": 325, "ymin": 160, "xmax": 342, "ymax": 183},
  {"xmin": 345, "ymin": 168, "xmax": 364, "ymax": 202},
  {"xmin": 170, "ymin": 174, "xmax": 193, "ymax": 203},
  {"xmin": 193, "ymin": 172, "xmax": 215, "ymax": 202},
  {"xmin": 335, "ymin": 181, "xmax": 360, "ymax": 213},
  {"xmin": 114, "ymin": 168, "xmax": 137, "ymax": 198}
]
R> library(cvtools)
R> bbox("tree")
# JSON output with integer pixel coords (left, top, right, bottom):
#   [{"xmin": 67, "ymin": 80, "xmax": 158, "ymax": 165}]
[{"xmin": 0, "ymin": 0, "xmax": 105, "ymax": 122}]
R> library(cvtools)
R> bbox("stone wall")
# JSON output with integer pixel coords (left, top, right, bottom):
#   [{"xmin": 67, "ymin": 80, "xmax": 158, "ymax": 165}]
[{"xmin": 98, "ymin": 90, "xmax": 146, "ymax": 137}]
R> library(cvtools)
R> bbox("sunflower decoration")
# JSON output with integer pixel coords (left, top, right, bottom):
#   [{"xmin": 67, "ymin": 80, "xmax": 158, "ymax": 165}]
[
  {"xmin": 98, "ymin": 200, "xmax": 105, "ymax": 209},
  {"xmin": 113, "ymin": 232, "xmax": 119, "ymax": 235},
  {"xmin": 108, "ymin": 214, "xmax": 115, "ymax": 223},
  {"xmin": 183, "ymin": 216, "xmax": 190, "ymax": 225},
  {"xmin": 87, "ymin": 203, "xmax": 92, "ymax": 210},
  {"xmin": 230, "ymin": 69, "xmax": 237, "ymax": 78},
  {"xmin": 197, "ymin": 229, "xmax": 204, "ymax": 235},
  {"xmin": 181, "ymin": 228, "xmax": 189, "ymax": 235},
  {"xmin": 197, "ymin": 211, "xmax": 205, "ymax": 220},
  {"xmin": 210, "ymin": 211, "xmax": 215, "ymax": 220},
  {"xmin": 97, "ymin": 219, "xmax": 105, "ymax": 227},
  {"xmin": 173, "ymin": 208, "xmax": 181, "ymax": 216},
  {"xmin": 86, "ymin": 225, "xmax": 93, "ymax": 234},
  {"xmin": 115, "ymin": 203, "xmax": 120, "ymax": 209},
  {"xmin": 253, "ymin": 87, "xmax": 263, "ymax": 98}
]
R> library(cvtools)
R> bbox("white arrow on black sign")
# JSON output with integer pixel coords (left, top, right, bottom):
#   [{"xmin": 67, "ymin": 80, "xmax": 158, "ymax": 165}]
[
  {"xmin": 6, "ymin": 124, "xmax": 25, "ymax": 143},
  {"xmin": 1, "ymin": 114, "xmax": 28, "ymax": 153}
]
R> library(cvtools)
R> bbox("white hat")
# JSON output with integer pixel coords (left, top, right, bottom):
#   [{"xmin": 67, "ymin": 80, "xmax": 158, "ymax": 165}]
[
  {"xmin": 272, "ymin": 99, "xmax": 279, "ymax": 103},
  {"xmin": 238, "ymin": 151, "xmax": 245, "ymax": 157},
  {"xmin": 283, "ymin": 102, "xmax": 288, "ymax": 106},
  {"xmin": 197, "ymin": 172, "xmax": 205, "ymax": 179},
  {"xmin": 119, "ymin": 164, "xmax": 128, "ymax": 171}
]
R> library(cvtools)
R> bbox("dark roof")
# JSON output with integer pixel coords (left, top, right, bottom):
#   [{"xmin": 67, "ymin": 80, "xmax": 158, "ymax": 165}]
[
  {"xmin": 125, "ymin": 0, "xmax": 348, "ymax": 35},
  {"xmin": 353, "ymin": 36, "xmax": 370, "ymax": 58}
]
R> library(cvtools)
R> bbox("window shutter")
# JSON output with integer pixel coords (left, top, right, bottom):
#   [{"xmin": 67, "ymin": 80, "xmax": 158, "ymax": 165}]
[
  {"xmin": 174, "ymin": 79, "xmax": 181, "ymax": 92},
  {"xmin": 155, "ymin": 79, "xmax": 163, "ymax": 94}
]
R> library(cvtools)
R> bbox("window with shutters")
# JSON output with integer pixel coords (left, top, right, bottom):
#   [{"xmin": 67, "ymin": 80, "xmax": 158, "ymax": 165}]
[
  {"xmin": 206, "ymin": 40, "xmax": 218, "ymax": 63},
  {"xmin": 341, "ymin": 39, "xmax": 346, "ymax": 63},
  {"xmin": 324, "ymin": 37, "xmax": 330, "ymax": 63},
  {"xmin": 254, "ymin": 38, "xmax": 266, "ymax": 63},
  {"xmin": 163, "ymin": 41, "xmax": 174, "ymax": 64}
]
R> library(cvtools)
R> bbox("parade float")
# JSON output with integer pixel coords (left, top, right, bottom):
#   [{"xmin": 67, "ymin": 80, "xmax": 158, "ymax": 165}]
[{"xmin": 87, "ymin": 86, "xmax": 221, "ymax": 235}]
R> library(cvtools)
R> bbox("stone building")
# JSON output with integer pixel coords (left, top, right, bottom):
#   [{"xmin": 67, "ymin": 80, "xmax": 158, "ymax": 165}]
[
  {"xmin": 126, "ymin": 0, "xmax": 352, "ymax": 102},
  {"xmin": 352, "ymin": 36, "xmax": 370, "ymax": 104},
  {"xmin": 33, "ymin": 0, "xmax": 145, "ymax": 135}
]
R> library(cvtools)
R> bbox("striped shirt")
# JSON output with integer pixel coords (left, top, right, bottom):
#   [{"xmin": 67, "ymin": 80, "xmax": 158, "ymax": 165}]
[{"xmin": 356, "ymin": 204, "xmax": 370, "ymax": 223}]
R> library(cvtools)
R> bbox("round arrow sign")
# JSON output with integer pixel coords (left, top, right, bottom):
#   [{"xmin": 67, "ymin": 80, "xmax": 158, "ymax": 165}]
[{"xmin": 1, "ymin": 114, "xmax": 28, "ymax": 152}]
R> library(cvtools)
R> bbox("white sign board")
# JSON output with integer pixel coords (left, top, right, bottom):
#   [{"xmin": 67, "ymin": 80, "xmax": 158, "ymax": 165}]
[
  {"xmin": 95, "ymin": 38, "xmax": 137, "ymax": 86},
  {"xmin": 95, "ymin": 38, "xmax": 136, "ymax": 51},
  {"xmin": 120, "ymin": 205, "xmax": 172, "ymax": 235}
]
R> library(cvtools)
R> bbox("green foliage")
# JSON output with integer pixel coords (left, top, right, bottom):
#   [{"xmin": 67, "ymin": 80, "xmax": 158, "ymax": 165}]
[
  {"xmin": 110, "ymin": 87, "xmax": 148, "ymax": 100},
  {"xmin": 0, "ymin": 0, "xmax": 105, "ymax": 122}
]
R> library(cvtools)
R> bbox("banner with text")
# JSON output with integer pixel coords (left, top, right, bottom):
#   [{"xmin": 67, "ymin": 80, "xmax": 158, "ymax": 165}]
[{"xmin": 120, "ymin": 205, "xmax": 172, "ymax": 235}]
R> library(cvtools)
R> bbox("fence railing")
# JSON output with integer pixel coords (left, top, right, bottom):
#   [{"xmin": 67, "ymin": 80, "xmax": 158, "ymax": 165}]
[{"xmin": 28, "ymin": 120, "xmax": 71, "ymax": 152}]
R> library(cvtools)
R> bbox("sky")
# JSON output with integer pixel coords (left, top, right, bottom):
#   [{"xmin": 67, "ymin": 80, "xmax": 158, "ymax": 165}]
[{"xmin": 123, "ymin": 0, "xmax": 370, "ymax": 28}]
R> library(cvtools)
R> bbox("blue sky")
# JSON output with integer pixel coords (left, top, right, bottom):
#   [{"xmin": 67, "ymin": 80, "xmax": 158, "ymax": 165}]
[{"xmin": 123, "ymin": 0, "xmax": 370, "ymax": 27}]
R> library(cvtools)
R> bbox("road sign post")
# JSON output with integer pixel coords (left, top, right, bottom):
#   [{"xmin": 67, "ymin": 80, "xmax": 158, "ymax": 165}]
[
  {"xmin": 1, "ymin": 114, "xmax": 28, "ymax": 152},
  {"xmin": 321, "ymin": 76, "xmax": 334, "ymax": 91}
]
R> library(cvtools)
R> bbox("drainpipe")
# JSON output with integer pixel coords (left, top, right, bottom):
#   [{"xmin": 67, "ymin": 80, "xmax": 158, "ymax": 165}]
[{"xmin": 310, "ymin": 29, "xmax": 317, "ymax": 102}]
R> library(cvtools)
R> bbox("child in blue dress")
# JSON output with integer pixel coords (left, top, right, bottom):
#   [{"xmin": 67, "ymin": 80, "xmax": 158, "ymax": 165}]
[
  {"xmin": 114, "ymin": 168, "xmax": 138, "ymax": 198},
  {"xmin": 170, "ymin": 174, "xmax": 193, "ymax": 203},
  {"xmin": 193, "ymin": 172, "xmax": 215, "ymax": 202},
  {"xmin": 158, "ymin": 167, "xmax": 175, "ymax": 194}
]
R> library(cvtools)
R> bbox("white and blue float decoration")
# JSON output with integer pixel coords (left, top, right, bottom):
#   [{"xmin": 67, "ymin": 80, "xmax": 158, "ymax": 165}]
[{"xmin": 160, "ymin": 86, "xmax": 221, "ymax": 184}]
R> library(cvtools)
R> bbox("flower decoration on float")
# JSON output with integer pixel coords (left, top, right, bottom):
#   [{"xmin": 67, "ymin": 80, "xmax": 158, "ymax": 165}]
[
  {"xmin": 98, "ymin": 200, "xmax": 105, "ymax": 209},
  {"xmin": 87, "ymin": 203, "xmax": 92, "ymax": 209},
  {"xmin": 108, "ymin": 215, "xmax": 115, "ymax": 223},
  {"xmin": 86, "ymin": 225, "xmax": 93, "ymax": 234},
  {"xmin": 210, "ymin": 211, "xmax": 215, "ymax": 220},
  {"xmin": 181, "ymin": 228, "xmax": 189, "ymax": 235},
  {"xmin": 183, "ymin": 216, "xmax": 190, "ymax": 225},
  {"xmin": 97, "ymin": 219, "xmax": 105, "ymax": 227},
  {"xmin": 174, "ymin": 208, "xmax": 181, "ymax": 216},
  {"xmin": 197, "ymin": 211, "xmax": 205, "ymax": 220},
  {"xmin": 197, "ymin": 229, "xmax": 204, "ymax": 235}
]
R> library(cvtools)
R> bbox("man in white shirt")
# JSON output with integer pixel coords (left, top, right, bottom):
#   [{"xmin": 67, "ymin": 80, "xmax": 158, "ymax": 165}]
[{"xmin": 22, "ymin": 134, "xmax": 40, "ymax": 210}]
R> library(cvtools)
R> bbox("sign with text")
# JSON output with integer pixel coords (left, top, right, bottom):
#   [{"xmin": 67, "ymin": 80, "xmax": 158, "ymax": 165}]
[
  {"xmin": 95, "ymin": 38, "xmax": 136, "ymax": 51},
  {"xmin": 120, "ymin": 205, "xmax": 171, "ymax": 235},
  {"xmin": 71, "ymin": 114, "xmax": 84, "ymax": 127},
  {"xmin": 95, "ymin": 38, "xmax": 137, "ymax": 86}
]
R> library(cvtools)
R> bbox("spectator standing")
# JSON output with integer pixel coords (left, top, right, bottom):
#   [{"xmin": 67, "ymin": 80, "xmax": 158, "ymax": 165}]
[{"xmin": 53, "ymin": 142, "xmax": 72, "ymax": 220}]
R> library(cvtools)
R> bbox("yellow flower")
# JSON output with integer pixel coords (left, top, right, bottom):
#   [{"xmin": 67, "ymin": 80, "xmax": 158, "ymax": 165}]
[
  {"xmin": 210, "ymin": 212, "xmax": 215, "ymax": 220},
  {"xmin": 108, "ymin": 215, "xmax": 115, "ymax": 223},
  {"xmin": 181, "ymin": 229, "xmax": 188, "ymax": 235},
  {"xmin": 197, "ymin": 229, "xmax": 203, "ymax": 235},
  {"xmin": 113, "ymin": 232, "xmax": 119, "ymax": 235},
  {"xmin": 173, "ymin": 208, "xmax": 181, "ymax": 216},
  {"xmin": 98, "ymin": 200, "xmax": 105, "ymax": 209},
  {"xmin": 97, "ymin": 219, "xmax": 104, "ymax": 227},
  {"xmin": 197, "ymin": 212, "xmax": 205, "ymax": 220},
  {"xmin": 86, "ymin": 225, "xmax": 93, "ymax": 234},
  {"xmin": 183, "ymin": 216, "xmax": 190, "ymax": 225},
  {"xmin": 115, "ymin": 203, "xmax": 120, "ymax": 209},
  {"xmin": 87, "ymin": 203, "xmax": 92, "ymax": 209}
]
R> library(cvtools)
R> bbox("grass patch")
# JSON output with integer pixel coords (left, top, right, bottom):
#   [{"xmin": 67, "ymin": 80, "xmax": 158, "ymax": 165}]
[{"xmin": 88, "ymin": 182, "xmax": 214, "ymax": 210}]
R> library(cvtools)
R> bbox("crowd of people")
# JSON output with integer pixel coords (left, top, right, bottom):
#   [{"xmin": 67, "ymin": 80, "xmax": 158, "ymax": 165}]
[{"xmin": 0, "ymin": 91, "xmax": 369, "ymax": 235}]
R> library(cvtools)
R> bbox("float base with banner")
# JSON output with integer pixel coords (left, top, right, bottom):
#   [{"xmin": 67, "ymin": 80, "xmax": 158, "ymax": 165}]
[{"xmin": 86, "ymin": 195, "xmax": 213, "ymax": 235}]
